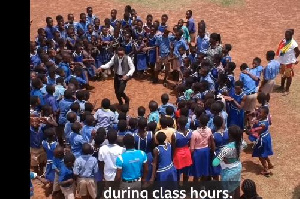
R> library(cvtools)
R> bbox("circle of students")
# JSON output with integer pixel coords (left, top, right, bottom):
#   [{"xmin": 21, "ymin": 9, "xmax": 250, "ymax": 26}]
[{"xmin": 30, "ymin": 4, "xmax": 299, "ymax": 199}]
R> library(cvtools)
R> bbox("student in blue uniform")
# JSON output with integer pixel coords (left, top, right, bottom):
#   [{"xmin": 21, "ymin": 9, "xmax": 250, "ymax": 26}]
[
  {"xmin": 121, "ymin": 12, "xmax": 132, "ymax": 28},
  {"xmin": 148, "ymin": 100, "xmax": 160, "ymax": 124},
  {"xmin": 44, "ymin": 85, "xmax": 59, "ymax": 117},
  {"xmin": 30, "ymin": 78, "xmax": 45, "ymax": 108},
  {"xmin": 221, "ymin": 44, "xmax": 232, "ymax": 67},
  {"xmin": 82, "ymin": 114, "xmax": 96, "ymax": 143},
  {"xmin": 134, "ymin": 20, "xmax": 146, "ymax": 39},
  {"xmin": 151, "ymin": 132, "xmax": 177, "ymax": 181},
  {"xmin": 225, "ymin": 61, "xmax": 236, "ymax": 96},
  {"xmin": 42, "ymin": 128, "xmax": 58, "ymax": 191},
  {"xmin": 210, "ymin": 116, "xmax": 229, "ymax": 180},
  {"xmin": 171, "ymin": 116, "xmax": 193, "ymax": 181},
  {"xmin": 56, "ymin": 20, "xmax": 67, "ymax": 40},
  {"xmin": 86, "ymin": 7, "xmax": 97, "ymax": 25},
  {"xmin": 199, "ymin": 65, "xmax": 215, "ymax": 91},
  {"xmin": 186, "ymin": 10, "xmax": 196, "ymax": 43},
  {"xmin": 69, "ymin": 122, "xmax": 87, "ymax": 158},
  {"xmin": 252, "ymin": 106, "xmax": 274, "ymax": 176},
  {"xmin": 134, "ymin": 118, "xmax": 154, "ymax": 181},
  {"xmin": 196, "ymin": 27, "xmax": 209, "ymax": 54},
  {"xmin": 58, "ymin": 153, "xmax": 76, "ymax": 199},
  {"xmin": 110, "ymin": 9, "xmax": 118, "ymax": 28},
  {"xmin": 121, "ymin": 33, "xmax": 134, "ymax": 58},
  {"xmin": 64, "ymin": 112, "xmax": 77, "ymax": 146},
  {"xmin": 99, "ymin": 27, "xmax": 114, "ymax": 65},
  {"xmin": 226, "ymin": 80, "xmax": 247, "ymax": 130},
  {"xmin": 52, "ymin": 146, "xmax": 65, "ymax": 195},
  {"xmin": 45, "ymin": 17, "xmax": 56, "ymax": 40},
  {"xmin": 85, "ymin": 24, "xmax": 94, "ymax": 42},
  {"xmin": 58, "ymin": 53, "xmax": 72, "ymax": 79},
  {"xmin": 30, "ymin": 41, "xmax": 42, "ymax": 69},
  {"xmin": 135, "ymin": 35, "xmax": 148, "ymax": 76},
  {"xmin": 77, "ymin": 13, "xmax": 88, "ymax": 33},
  {"xmin": 158, "ymin": 14, "xmax": 168, "ymax": 33},
  {"xmin": 250, "ymin": 57, "xmax": 264, "ymax": 92},
  {"xmin": 158, "ymin": 93, "xmax": 177, "ymax": 117}
]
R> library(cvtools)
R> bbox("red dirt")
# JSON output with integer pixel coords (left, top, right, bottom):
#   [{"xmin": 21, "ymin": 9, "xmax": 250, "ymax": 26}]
[{"xmin": 30, "ymin": 0, "xmax": 300, "ymax": 198}]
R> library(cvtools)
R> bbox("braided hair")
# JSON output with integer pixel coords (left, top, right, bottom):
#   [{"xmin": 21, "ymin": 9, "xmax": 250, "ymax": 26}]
[{"xmin": 241, "ymin": 179, "xmax": 259, "ymax": 198}]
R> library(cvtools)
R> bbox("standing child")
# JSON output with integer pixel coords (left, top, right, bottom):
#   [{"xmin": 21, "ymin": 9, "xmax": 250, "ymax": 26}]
[
  {"xmin": 158, "ymin": 93, "xmax": 177, "ymax": 117},
  {"xmin": 171, "ymin": 116, "xmax": 193, "ymax": 181},
  {"xmin": 52, "ymin": 146, "xmax": 65, "ymax": 195},
  {"xmin": 135, "ymin": 35, "xmax": 148, "ymax": 77},
  {"xmin": 221, "ymin": 44, "xmax": 232, "ymax": 67},
  {"xmin": 186, "ymin": 10, "xmax": 196, "ymax": 43},
  {"xmin": 30, "ymin": 78, "xmax": 45, "ymax": 107},
  {"xmin": 82, "ymin": 114, "xmax": 96, "ymax": 143},
  {"xmin": 73, "ymin": 143, "xmax": 99, "ymax": 199},
  {"xmin": 147, "ymin": 26, "xmax": 157, "ymax": 80},
  {"xmin": 148, "ymin": 100, "xmax": 160, "ymax": 124},
  {"xmin": 151, "ymin": 132, "xmax": 177, "ymax": 181},
  {"xmin": 252, "ymin": 106, "xmax": 274, "ymax": 177},
  {"xmin": 143, "ymin": 14, "xmax": 153, "ymax": 34},
  {"xmin": 137, "ymin": 106, "xmax": 146, "ymax": 120},
  {"xmin": 94, "ymin": 98, "xmax": 115, "ymax": 132},
  {"xmin": 110, "ymin": 9, "xmax": 118, "ymax": 28},
  {"xmin": 58, "ymin": 153, "xmax": 76, "ymax": 199},
  {"xmin": 250, "ymin": 57, "xmax": 264, "ymax": 92},
  {"xmin": 190, "ymin": 114, "xmax": 215, "ymax": 181},
  {"xmin": 158, "ymin": 14, "xmax": 168, "ymax": 33},
  {"xmin": 42, "ymin": 128, "xmax": 59, "ymax": 190},
  {"xmin": 64, "ymin": 112, "xmax": 77, "ymax": 146},
  {"xmin": 134, "ymin": 118, "xmax": 154, "ymax": 181},
  {"xmin": 69, "ymin": 122, "xmax": 87, "ymax": 158}
]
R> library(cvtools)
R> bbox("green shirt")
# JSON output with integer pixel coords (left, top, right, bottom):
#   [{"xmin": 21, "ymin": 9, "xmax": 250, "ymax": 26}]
[{"xmin": 181, "ymin": 26, "xmax": 191, "ymax": 43}]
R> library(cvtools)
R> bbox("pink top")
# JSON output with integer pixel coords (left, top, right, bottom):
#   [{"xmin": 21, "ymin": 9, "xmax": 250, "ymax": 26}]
[{"xmin": 190, "ymin": 127, "xmax": 212, "ymax": 150}]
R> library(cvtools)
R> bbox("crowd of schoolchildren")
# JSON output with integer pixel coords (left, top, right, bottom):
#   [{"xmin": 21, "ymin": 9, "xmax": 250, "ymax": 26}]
[{"xmin": 30, "ymin": 5, "xmax": 279, "ymax": 199}]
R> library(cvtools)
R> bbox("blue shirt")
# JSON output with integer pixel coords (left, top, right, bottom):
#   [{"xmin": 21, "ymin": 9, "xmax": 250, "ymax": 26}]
[
  {"xmin": 82, "ymin": 125, "xmax": 96, "ymax": 143},
  {"xmin": 58, "ymin": 99, "xmax": 74, "ymax": 125},
  {"xmin": 239, "ymin": 68, "xmax": 257, "ymax": 95},
  {"xmin": 30, "ymin": 126, "xmax": 44, "ymax": 148},
  {"xmin": 148, "ymin": 110, "xmax": 160, "ymax": 124},
  {"xmin": 264, "ymin": 60, "xmax": 280, "ymax": 80},
  {"xmin": 58, "ymin": 164, "xmax": 74, "ymax": 187},
  {"xmin": 44, "ymin": 26, "xmax": 56, "ymax": 40},
  {"xmin": 187, "ymin": 18, "xmax": 196, "ymax": 33},
  {"xmin": 54, "ymin": 85, "xmax": 66, "ymax": 101},
  {"xmin": 158, "ymin": 103, "xmax": 177, "ymax": 117},
  {"xmin": 52, "ymin": 157, "xmax": 64, "ymax": 171},
  {"xmin": 94, "ymin": 109, "xmax": 115, "ymax": 131},
  {"xmin": 69, "ymin": 132, "xmax": 87, "ymax": 158},
  {"xmin": 173, "ymin": 38, "xmax": 189, "ymax": 58},
  {"xmin": 76, "ymin": 22, "xmax": 88, "ymax": 32},
  {"xmin": 196, "ymin": 35, "xmax": 209, "ymax": 54},
  {"xmin": 250, "ymin": 66, "xmax": 263, "ymax": 88},
  {"xmin": 73, "ymin": 155, "xmax": 99, "ymax": 178},
  {"xmin": 58, "ymin": 62, "xmax": 71, "ymax": 78},
  {"xmin": 155, "ymin": 35, "xmax": 175, "ymax": 57},
  {"xmin": 200, "ymin": 74, "xmax": 215, "ymax": 91},
  {"xmin": 86, "ymin": 15, "xmax": 97, "ymax": 25},
  {"xmin": 30, "ymin": 89, "xmax": 45, "ymax": 106},
  {"xmin": 116, "ymin": 149, "xmax": 147, "ymax": 181},
  {"xmin": 66, "ymin": 75, "xmax": 87, "ymax": 86},
  {"xmin": 44, "ymin": 94, "xmax": 59, "ymax": 112},
  {"xmin": 158, "ymin": 24, "xmax": 168, "ymax": 33},
  {"xmin": 30, "ymin": 52, "xmax": 41, "ymax": 68}
]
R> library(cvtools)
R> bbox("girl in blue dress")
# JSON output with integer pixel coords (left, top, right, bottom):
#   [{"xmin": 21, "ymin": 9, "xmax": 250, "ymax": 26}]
[
  {"xmin": 226, "ymin": 80, "xmax": 247, "ymax": 130},
  {"xmin": 147, "ymin": 27, "xmax": 157, "ymax": 80},
  {"xmin": 121, "ymin": 33, "xmax": 134, "ymax": 59},
  {"xmin": 134, "ymin": 118, "xmax": 154, "ymax": 181},
  {"xmin": 171, "ymin": 116, "xmax": 193, "ymax": 181},
  {"xmin": 225, "ymin": 62, "xmax": 236, "ymax": 96},
  {"xmin": 99, "ymin": 27, "xmax": 114, "ymax": 65},
  {"xmin": 134, "ymin": 35, "xmax": 148, "ymax": 76},
  {"xmin": 42, "ymin": 128, "xmax": 58, "ymax": 191},
  {"xmin": 210, "ymin": 116, "xmax": 229, "ymax": 180},
  {"xmin": 252, "ymin": 106, "xmax": 274, "ymax": 176},
  {"xmin": 151, "ymin": 132, "xmax": 177, "ymax": 181}
]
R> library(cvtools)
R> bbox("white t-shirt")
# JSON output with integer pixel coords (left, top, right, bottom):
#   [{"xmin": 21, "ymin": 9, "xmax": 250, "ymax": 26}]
[
  {"xmin": 98, "ymin": 144, "xmax": 125, "ymax": 181},
  {"xmin": 278, "ymin": 39, "xmax": 298, "ymax": 64}
]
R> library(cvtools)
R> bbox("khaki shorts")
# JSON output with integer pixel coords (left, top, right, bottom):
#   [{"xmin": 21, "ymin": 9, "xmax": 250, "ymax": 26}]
[
  {"xmin": 53, "ymin": 172, "xmax": 61, "ymax": 192},
  {"xmin": 172, "ymin": 58, "xmax": 181, "ymax": 71},
  {"xmin": 30, "ymin": 147, "xmax": 46, "ymax": 167},
  {"xmin": 244, "ymin": 93, "xmax": 257, "ymax": 113},
  {"xmin": 77, "ymin": 177, "xmax": 97, "ymax": 199},
  {"xmin": 190, "ymin": 33, "xmax": 196, "ymax": 43},
  {"xmin": 155, "ymin": 56, "xmax": 170, "ymax": 71},
  {"xmin": 261, "ymin": 79, "xmax": 275, "ymax": 94},
  {"xmin": 61, "ymin": 183, "xmax": 75, "ymax": 199}
]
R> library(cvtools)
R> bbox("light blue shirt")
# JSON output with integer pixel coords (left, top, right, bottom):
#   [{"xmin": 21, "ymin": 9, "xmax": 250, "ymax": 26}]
[
  {"xmin": 69, "ymin": 132, "xmax": 87, "ymax": 158},
  {"xmin": 158, "ymin": 103, "xmax": 177, "ymax": 117},
  {"xmin": 200, "ymin": 73, "xmax": 215, "ymax": 91},
  {"xmin": 82, "ymin": 125, "xmax": 96, "ymax": 143},
  {"xmin": 264, "ymin": 60, "xmax": 280, "ymax": 81},
  {"xmin": 148, "ymin": 110, "xmax": 160, "ymax": 124},
  {"xmin": 196, "ymin": 35, "xmax": 209, "ymax": 54},
  {"xmin": 173, "ymin": 38, "xmax": 189, "ymax": 58},
  {"xmin": 239, "ymin": 68, "xmax": 257, "ymax": 95},
  {"xmin": 250, "ymin": 66, "xmax": 263, "ymax": 90},
  {"xmin": 73, "ymin": 154, "xmax": 99, "ymax": 178},
  {"xmin": 54, "ymin": 85, "xmax": 66, "ymax": 101},
  {"xmin": 155, "ymin": 35, "xmax": 175, "ymax": 57},
  {"xmin": 116, "ymin": 149, "xmax": 147, "ymax": 181}
]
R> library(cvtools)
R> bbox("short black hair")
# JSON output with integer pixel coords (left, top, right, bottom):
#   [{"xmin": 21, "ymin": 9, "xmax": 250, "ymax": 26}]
[
  {"xmin": 159, "ymin": 116, "xmax": 169, "ymax": 128},
  {"xmin": 67, "ymin": 111, "xmax": 77, "ymax": 122},
  {"xmin": 138, "ymin": 106, "xmax": 146, "ymax": 116},
  {"xmin": 199, "ymin": 114, "xmax": 209, "ymax": 126},
  {"xmin": 162, "ymin": 14, "xmax": 168, "ymax": 19},
  {"xmin": 85, "ymin": 103, "xmax": 93, "ymax": 112},
  {"xmin": 224, "ymin": 44, "xmax": 232, "ymax": 51},
  {"xmin": 178, "ymin": 101, "xmax": 186, "ymax": 109},
  {"xmin": 227, "ymin": 62, "xmax": 236, "ymax": 72},
  {"xmin": 82, "ymin": 143, "xmax": 92, "ymax": 155},
  {"xmin": 194, "ymin": 106, "xmax": 205, "ymax": 118},
  {"xmin": 253, "ymin": 57, "xmax": 261, "ymax": 64},
  {"xmin": 180, "ymin": 107, "xmax": 189, "ymax": 117},
  {"xmin": 85, "ymin": 114, "xmax": 94, "ymax": 126},
  {"xmin": 94, "ymin": 133, "xmax": 106, "ymax": 146},
  {"xmin": 166, "ymin": 117, "xmax": 174, "ymax": 127},
  {"xmin": 117, "ymin": 46, "xmax": 125, "ymax": 52},
  {"xmin": 96, "ymin": 127, "xmax": 106, "ymax": 136},
  {"xmin": 211, "ymin": 102, "xmax": 222, "ymax": 114},
  {"xmin": 44, "ymin": 127, "xmax": 56, "ymax": 138},
  {"xmin": 241, "ymin": 179, "xmax": 258, "ymax": 198},
  {"xmin": 121, "ymin": 104, "xmax": 129, "ymax": 113},
  {"xmin": 76, "ymin": 90, "xmax": 85, "ymax": 101},
  {"xmin": 146, "ymin": 14, "xmax": 153, "ymax": 19},
  {"xmin": 101, "ymin": 98, "xmax": 111, "ymax": 109},
  {"xmin": 41, "ymin": 105, "xmax": 53, "ymax": 116},
  {"xmin": 240, "ymin": 63, "xmax": 248, "ymax": 71},
  {"xmin": 185, "ymin": 77, "xmax": 195, "ymax": 89},
  {"xmin": 149, "ymin": 100, "xmax": 158, "ymax": 112},
  {"xmin": 187, "ymin": 10, "xmax": 192, "ymax": 15},
  {"xmin": 178, "ymin": 116, "xmax": 188, "ymax": 128},
  {"xmin": 56, "ymin": 77, "xmax": 65, "ymax": 84},
  {"xmin": 123, "ymin": 134, "xmax": 135, "ymax": 149},
  {"xmin": 30, "ymin": 96, "xmax": 39, "ymax": 106},
  {"xmin": 266, "ymin": 50, "xmax": 275, "ymax": 60},
  {"xmin": 56, "ymin": 15, "xmax": 63, "ymax": 22},
  {"xmin": 138, "ymin": 117, "xmax": 147, "ymax": 129},
  {"xmin": 234, "ymin": 80, "xmax": 244, "ymax": 88},
  {"xmin": 161, "ymin": 93, "xmax": 169, "ymax": 104},
  {"xmin": 107, "ymin": 129, "xmax": 118, "ymax": 144},
  {"xmin": 46, "ymin": 85, "xmax": 55, "ymax": 95},
  {"xmin": 165, "ymin": 106, "xmax": 174, "ymax": 116},
  {"xmin": 64, "ymin": 153, "xmax": 75, "ymax": 164},
  {"xmin": 64, "ymin": 89, "xmax": 74, "ymax": 99},
  {"xmin": 177, "ymin": 84, "xmax": 186, "ymax": 93},
  {"xmin": 71, "ymin": 122, "xmax": 82, "ymax": 133},
  {"xmin": 31, "ymin": 78, "xmax": 42, "ymax": 89},
  {"xmin": 147, "ymin": 121, "xmax": 157, "ymax": 132},
  {"xmin": 118, "ymin": 120, "xmax": 127, "ymax": 132},
  {"xmin": 110, "ymin": 105, "xmax": 117, "ymax": 112},
  {"xmin": 213, "ymin": 115, "xmax": 223, "ymax": 129},
  {"xmin": 260, "ymin": 106, "xmax": 269, "ymax": 115},
  {"xmin": 70, "ymin": 102, "xmax": 80, "ymax": 112},
  {"xmin": 118, "ymin": 112, "xmax": 127, "ymax": 120},
  {"xmin": 156, "ymin": 132, "xmax": 166, "ymax": 144},
  {"xmin": 128, "ymin": 118, "xmax": 138, "ymax": 129}
]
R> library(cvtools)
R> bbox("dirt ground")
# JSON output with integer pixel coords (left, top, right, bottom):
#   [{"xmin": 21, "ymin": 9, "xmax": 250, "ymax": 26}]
[{"xmin": 30, "ymin": 0, "xmax": 300, "ymax": 198}]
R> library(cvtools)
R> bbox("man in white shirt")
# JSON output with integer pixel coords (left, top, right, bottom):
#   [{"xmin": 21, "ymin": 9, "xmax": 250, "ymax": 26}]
[
  {"xmin": 98, "ymin": 129, "xmax": 124, "ymax": 182},
  {"xmin": 97, "ymin": 47, "xmax": 135, "ymax": 105}
]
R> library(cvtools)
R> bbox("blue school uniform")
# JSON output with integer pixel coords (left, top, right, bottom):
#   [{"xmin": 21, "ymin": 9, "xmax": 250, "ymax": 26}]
[
  {"xmin": 187, "ymin": 18, "xmax": 196, "ymax": 34},
  {"xmin": 188, "ymin": 54, "xmax": 197, "ymax": 65},
  {"xmin": 52, "ymin": 157, "xmax": 64, "ymax": 173},
  {"xmin": 56, "ymin": 28, "xmax": 67, "ymax": 40},
  {"xmin": 158, "ymin": 24, "xmax": 168, "ymax": 33},
  {"xmin": 200, "ymin": 74, "xmax": 215, "ymax": 91},
  {"xmin": 99, "ymin": 33, "xmax": 113, "ymax": 64},
  {"xmin": 147, "ymin": 34, "xmax": 156, "ymax": 64},
  {"xmin": 44, "ymin": 94, "xmax": 59, "ymax": 113},
  {"xmin": 58, "ymin": 62, "xmax": 71, "ymax": 78},
  {"xmin": 58, "ymin": 164, "xmax": 74, "ymax": 187},
  {"xmin": 84, "ymin": 32, "xmax": 93, "ymax": 42},
  {"xmin": 110, "ymin": 19, "xmax": 118, "ymax": 28},
  {"xmin": 66, "ymin": 36, "xmax": 77, "ymax": 50},
  {"xmin": 86, "ymin": 15, "xmax": 97, "ymax": 25},
  {"xmin": 148, "ymin": 110, "xmax": 160, "ymax": 124},
  {"xmin": 30, "ymin": 89, "xmax": 45, "ymax": 107},
  {"xmin": 47, "ymin": 75, "xmax": 59, "ymax": 85},
  {"xmin": 174, "ymin": 130, "xmax": 192, "ymax": 175},
  {"xmin": 250, "ymin": 66, "xmax": 263, "ymax": 91},
  {"xmin": 173, "ymin": 38, "xmax": 189, "ymax": 59},
  {"xmin": 66, "ymin": 75, "xmax": 87, "ymax": 86},
  {"xmin": 73, "ymin": 51, "xmax": 83, "ymax": 63},
  {"xmin": 227, "ymin": 74, "xmax": 235, "ymax": 96},
  {"xmin": 221, "ymin": 55, "xmax": 232, "ymax": 67},
  {"xmin": 134, "ymin": 131, "xmax": 153, "ymax": 181},
  {"xmin": 76, "ymin": 22, "xmax": 88, "ymax": 32},
  {"xmin": 73, "ymin": 154, "xmax": 99, "ymax": 178},
  {"xmin": 42, "ymin": 140, "xmax": 58, "ymax": 182},
  {"xmin": 156, "ymin": 143, "xmax": 177, "ymax": 181},
  {"xmin": 30, "ymin": 126, "xmax": 44, "ymax": 149},
  {"xmin": 64, "ymin": 121, "xmax": 73, "ymax": 145},
  {"xmin": 54, "ymin": 85, "xmax": 65, "ymax": 101},
  {"xmin": 121, "ymin": 19, "xmax": 132, "ymax": 28},
  {"xmin": 82, "ymin": 125, "xmax": 96, "ymax": 143},
  {"xmin": 264, "ymin": 59, "xmax": 280, "ymax": 81},
  {"xmin": 155, "ymin": 34, "xmax": 174, "ymax": 58},
  {"xmin": 69, "ymin": 132, "xmax": 87, "ymax": 158},
  {"xmin": 58, "ymin": 99, "xmax": 74, "ymax": 125},
  {"xmin": 44, "ymin": 26, "xmax": 56, "ymax": 40},
  {"xmin": 135, "ymin": 42, "xmax": 148, "ymax": 71},
  {"xmin": 228, "ymin": 92, "xmax": 246, "ymax": 130},
  {"xmin": 196, "ymin": 34, "xmax": 209, "ymax": 54},
  {"xmin": 122, "ymin": 40, "xmax": 134, "ymax": 56},
  {"xmin": 210, "ymin": 130, "xmax": 229, "ymax": 176},
  {"xmin": 252, "ymin": 119, "xmax": 273, "ymax": 158},
  {"xmin": 134, "ymin": 29, "xmax": 146, "ymax": 40},
  {"xmin": 239, "ymin": 68, "xmax": 257, "ymax": 95},
  {"xmin": 30, "ymin": 52, "xmax": 41, "ymax": 68},
  {"xmin": 158, "ymin": 103, "xmax": 177, "ymax": 117}
]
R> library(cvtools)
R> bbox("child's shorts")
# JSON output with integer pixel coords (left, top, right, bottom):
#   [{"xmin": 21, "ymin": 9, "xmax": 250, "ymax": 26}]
[
  {"xmin": 172, "ymin": 58, "xmax": 181, "ymax": 72},
  {"xmin": 77, "ymin": 177, "xmax": 97, "ymax": 199},
  {"xmin": 30, "ymin": 147, "xmax": 47, "ymax": 167},
  {"xmin": 244, "ymin": 93, "xmax": 257, "ymax": 113},
  {"xmin": 155, "ymin": 56, "xmax": 169, "ymax": 71},
  {"xmin": 261, "ymin": 79, "xmax": 275, "ymax": 94},
  {"xmin": 60, "ymin": 182, "xmax": 75, "ymax": 199}
]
